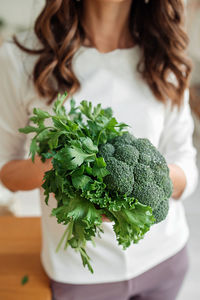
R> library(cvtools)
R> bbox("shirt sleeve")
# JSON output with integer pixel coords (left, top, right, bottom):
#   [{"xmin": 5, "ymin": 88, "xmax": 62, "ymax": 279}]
[
  {"xmin": 0, "ymin": 41, "xmax": 29, "ymax": 170},
  {"xmin": 158, "ymin": 88, "xmax": 199, "ymax": 200}
]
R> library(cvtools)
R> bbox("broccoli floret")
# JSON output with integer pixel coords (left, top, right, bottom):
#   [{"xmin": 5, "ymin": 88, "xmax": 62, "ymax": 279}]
[
  {"xmin": 132, "ymin": 138, "xmax": 154, "ymax": 153},
  {"xmin": 152, "ymin": 199, "xmax": 169, "ymax": 223},
  {"xmin": 132, "ymin": 182, "xmax": 165, "ymax": 210},
  {"xmin": 133, "ymin": 164, "xmax": 154, "ymax": 184},
  {"xmin": 98, "ymin": 143, "xmax": 115, "ymax": 160},
  {"xmin": 100, "ymin": 132, "xmax": 172, "ymax": 223},
  {"xmin": 103, "ymin": 157, "xmax": 134, "ymax": 195},
  {"xmin": 139, "ymin": 152, "xmax": 152, "ymax": 165},
  {"xmin": 150, "ymin": 152, "xmax": 167, "ymax": 170},
  {"xmin": 154, "ymin": 170, "xmax": 173, "ymax": 198},
  {"xmin": 112, "ymin": 132, "xmax": 136, "ymax": 147},
  {"xmin": 114, "ymin": 144, "xmax": 139, "ymax": 167}
]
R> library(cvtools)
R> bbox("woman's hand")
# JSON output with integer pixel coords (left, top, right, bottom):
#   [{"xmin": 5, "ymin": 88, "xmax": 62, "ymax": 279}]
[
  {"xmin": 33, "ymin": 155, "xmax": 53, "ymax": 185},
  {"xmin": 0, "ymin": 155, "xmax": 53, "ymax": 192},
  {"xmin": 101, "ymin": 214, "xmax": 111, "ymax": 222},
  {"xmin": 168, "ymin": 164, "xmax": 187, "ymax": 199}
]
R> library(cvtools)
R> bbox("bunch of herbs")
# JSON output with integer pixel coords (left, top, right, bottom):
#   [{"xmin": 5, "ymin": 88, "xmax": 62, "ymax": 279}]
[{"xmin": 19, "ymin": 92, "xmax": 154, "ymax": 273}]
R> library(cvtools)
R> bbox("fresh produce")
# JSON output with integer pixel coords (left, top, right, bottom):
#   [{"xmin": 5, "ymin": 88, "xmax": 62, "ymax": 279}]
[
  {"xmin": 99, "ymin": 133, "xmax": 172, "ymax": 223},
  {"xmin": 19, "ymin": 92, "xmax": 172, "ymax": 273}
]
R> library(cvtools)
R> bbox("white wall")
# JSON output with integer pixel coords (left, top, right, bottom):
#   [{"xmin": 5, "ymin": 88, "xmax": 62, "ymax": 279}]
[{"xmin": 0, "ymin": 0, "xmax": 44, "ymax": 26}]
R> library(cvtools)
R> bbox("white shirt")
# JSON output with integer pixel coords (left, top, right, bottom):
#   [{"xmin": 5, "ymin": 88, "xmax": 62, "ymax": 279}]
[{"xmin": 0, "ymin": 33, "xmax": 198, "ymax": 284}]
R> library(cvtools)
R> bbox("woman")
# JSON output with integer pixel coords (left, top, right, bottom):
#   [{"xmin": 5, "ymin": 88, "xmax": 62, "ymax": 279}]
[{"xmin": 0, "ymin": 0, "xmax": 198, "ymax": 299}]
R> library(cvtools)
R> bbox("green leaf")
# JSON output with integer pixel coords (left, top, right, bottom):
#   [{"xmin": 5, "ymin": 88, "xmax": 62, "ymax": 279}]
[
  {"xmin": 66, "ymin": 197, "xmax": 102, "ymax": 226},
  {"xmin": 33, "ymin": 108, "xmax": 50, "ymax": 119},
  {"xmin": 95, "ymin": 157, "xmax": 106, "ymax": 168},
  {"xmin": 53, "ymin": 92, "xmax": 67, "ymax": 115},
  {"xmin": 80, "ymin": 101, "xmax": 102, "ymax": 121},
  {"xmin": 48, "ymin": 131, "xmax": 63, "ymax": 149},
  {"xmin": 93, "ymin": 104, "xmax": 102, "ymax": 119},
  {"xmin": 72, "ymin": 175, "xmax": 91, "ymax": 190},
  {"xmin": 18, "ymin": 126, "xmax": 38, "ymax": 134},
  {"xmin": 97, "ymin": 130, "xmax": 108, "ymax": 145},
  {"xmin": 106, "ymin": 117, "xmax": 118, "ymax": 129},
  {"xmin": 69, "ymin": 98, "xmax": 77, "ymax": 116},
  {"xmin": 80, "ymin": 101, "xmax": 93, "ymax": 120},
  {"xmin": 30, "ymin": 138, "xmax": 38, "ymax": 161},
  {"xmin": 30, "ymin": 108, "xmax": 51, "ymax": 127},
  {"xmin": 103, "ymin": 107, "xmax": 113, "ymax": 118},
  {"xmin": 116, "ymin": 123, "xmax": 129, "ymax": 130},
  {"xmin": 87, "ymin": 120, "xmax": 102, "ymax": 138},
  {"xmin": 53, "ymin": 196, "xmax": 102, "ymax": 273},
  {"xmin": 92, "ymin": 167, "xmax": 110, "ymax": 179},
  {"xmin": 66, "ymin": 119, "xmax": 79, "ymax": 132},
  {"xmin": 42, "ymin": 169, "xmax": 59, "ymax": 204},
  {"xmin": 21, "ymin": 275, "xmax": 29, "ymax": 285},
  {"xmin": 41, "ymin": 152, "xmax": 54, "ymax": 160},
  {"xmin": 111, "ymin": 201, "xmax": 155, "ymax": 249},
  {"xmin": 92, "ymin": 157, "xmax": 110, "ymax": 179},
  {"xmin": 79, "ymin": 247, "xmax": 94, "ymax": 274},
  {"xmin": 85, "ymin": 165, "xmax": 93, "ymax": 175},
  {"xmin": 36, "ymin": 128, "xmax": 51, "ymax": 142},
  {"xmin": 80, "ymin": 137, "xmax": 98, "ymax": 153},
  {"xmin": 29, "ymin": 116, "xmax": 42, "ymax": 125},
  {"xmin": 52, "ymin": 116, "xmax": 69, "ymax": 131},
  {"xmin": 54, "ymin": 145, "xmax": 96, "ymax": 170},
  {"xmin": 55, "ymin": 173, "xmax": 65, "ymax": 192},
  {"xmin": 71, "ymin": 165, "xmax": 85, "ymax": 177}
]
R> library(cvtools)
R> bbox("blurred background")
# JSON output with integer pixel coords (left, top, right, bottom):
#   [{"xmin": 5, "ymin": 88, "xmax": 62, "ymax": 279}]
[{"xmin": 0, "ymin": 0, "xmax": 199, "ymax": 299}]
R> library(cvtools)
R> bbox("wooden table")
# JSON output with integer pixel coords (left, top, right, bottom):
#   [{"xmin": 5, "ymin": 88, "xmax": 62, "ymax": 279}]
[{"xmin": 0, "ymin": 216, "xmax": 51, "ymax": 300}]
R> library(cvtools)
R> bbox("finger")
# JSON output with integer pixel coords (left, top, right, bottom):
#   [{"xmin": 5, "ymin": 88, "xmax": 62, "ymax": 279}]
[{"xmin": 101, "ymin": 214, "xmax": 111, "ymax": 222}]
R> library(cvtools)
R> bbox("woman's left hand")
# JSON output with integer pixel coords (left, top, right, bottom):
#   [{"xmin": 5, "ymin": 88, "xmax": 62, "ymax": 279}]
[{"xmin": 168, "ymin": 164, "xmax": 187, "ymax": 199}]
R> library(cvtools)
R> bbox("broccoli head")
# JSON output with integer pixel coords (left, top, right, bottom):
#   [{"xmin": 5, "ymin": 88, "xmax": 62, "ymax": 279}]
[{"xmin": 99, "ymin": 132, "xmax": 173, "ymax": 223}]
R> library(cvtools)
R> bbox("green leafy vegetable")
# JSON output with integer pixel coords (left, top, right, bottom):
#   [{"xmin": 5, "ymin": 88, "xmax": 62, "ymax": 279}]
[
  {"xmin": 21, "ymin": 275, "xmax": 29, "ymax": 285},
  {"xmin": 18, "ymin": 92, "xmax": 172, "ymax": 273}
]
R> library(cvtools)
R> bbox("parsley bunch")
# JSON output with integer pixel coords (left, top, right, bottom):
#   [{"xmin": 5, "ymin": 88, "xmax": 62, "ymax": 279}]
[{"xmin": 19, "ymin": 92, "xmax": 155, "ymax": 273}]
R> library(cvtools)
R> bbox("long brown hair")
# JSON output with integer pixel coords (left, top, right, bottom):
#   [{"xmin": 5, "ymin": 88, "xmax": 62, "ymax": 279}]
[{"xmin": 14, "ymin": 0, "xmax": 192, "ymax": 106}]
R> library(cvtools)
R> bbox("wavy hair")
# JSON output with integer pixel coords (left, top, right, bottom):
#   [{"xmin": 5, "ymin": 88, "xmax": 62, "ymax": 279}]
[{"xmin": 14, "ymin": 0, "xmax": 192, "ymax": 106}]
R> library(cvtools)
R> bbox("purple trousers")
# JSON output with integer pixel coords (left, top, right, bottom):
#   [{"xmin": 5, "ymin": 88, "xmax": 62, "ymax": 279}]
[{"xmin": 50, "ymin": 245, "xmax": 189, "ymax": 300}]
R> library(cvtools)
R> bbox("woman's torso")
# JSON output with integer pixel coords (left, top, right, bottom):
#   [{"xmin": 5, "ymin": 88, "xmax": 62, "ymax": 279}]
[
  {"xmin": 37, "ymin": 45, "xmax": 189, "ymax": 284},
  {"xmin": 0, "ymin": 32, "xmax": 194, "ymax": 283}
]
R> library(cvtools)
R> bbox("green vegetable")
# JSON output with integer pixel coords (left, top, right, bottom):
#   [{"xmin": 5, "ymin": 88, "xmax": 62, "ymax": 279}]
[
  {"xmin": 99, "ymin": 133, "xmax": 173, "ymax": 223},
  {"xmin": 21, "ymin": 275, "xmax": 29, "ymax": 285},
  {"xmin": 19, "ymin": 92, "xmax": 172, "ymax": 273}
]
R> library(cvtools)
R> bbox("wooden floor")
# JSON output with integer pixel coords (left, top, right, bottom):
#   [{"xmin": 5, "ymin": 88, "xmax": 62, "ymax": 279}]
[{"xmin": 0, "ymin": 217, "xmax": 51, "ymax": 300}]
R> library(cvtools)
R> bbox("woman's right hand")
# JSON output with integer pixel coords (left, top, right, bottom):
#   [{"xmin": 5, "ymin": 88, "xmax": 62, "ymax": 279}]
[
  {"xmin": 33, "ymin": 155, "xmax": 53, "ymax": 184},
  {"xmin": 0, "ymin": 155, "xmax": 53, "ymax": 192}
]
